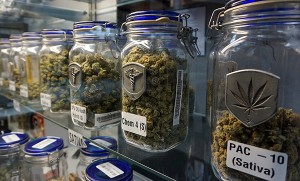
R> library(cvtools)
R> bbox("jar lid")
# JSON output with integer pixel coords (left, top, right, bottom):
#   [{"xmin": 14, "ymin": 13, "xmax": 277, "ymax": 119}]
[
  {"xmin": 225, "ymin": 0, "xmax": 264, "ymax": 9},
  {"xmin": 22, "ymin": 32, "xmax": 42, "ymax": 42},
  {"xmin": 24, "ymin": 136, "xmax": 64, "ymax": 156},
  {"xmin": 85, "ymin": 158, "xmax": 133, "ymax": 181},
  {"xmin": 126, "ymin": 10, "xmax": 181, "ymax": 22},
  {"xmin": 81, "ymin": 136, "xmax": 117, "ymax": 157},
  {"xmin": 0, "ymin": 132, "xmax": 29, "ymax": 149},
  {"xmin": 73, "ymin": 21, "xmax": 116, "ymax": 29},
  {"xmin": 42, "ymin": 29, "xmax": 73, "ymax": 35},
  {"xmin": 0, "ymin": 38, "xmax": 9, "ymax": 45},
  {"xmin": 9, "ymin": 34, "xmax": 22, "ymax": 42}
]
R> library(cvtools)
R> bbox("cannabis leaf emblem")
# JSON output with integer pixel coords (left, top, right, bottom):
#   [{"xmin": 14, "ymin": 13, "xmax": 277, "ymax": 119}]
[{"xmin": 230, "ymin": 78, "xmax": 272, "ymax": 116}]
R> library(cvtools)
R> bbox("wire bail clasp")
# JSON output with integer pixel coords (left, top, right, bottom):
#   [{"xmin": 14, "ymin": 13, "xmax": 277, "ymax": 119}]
[{"xmin": 208, "ymin": 7, "xmax": 225, "ymax": 30}]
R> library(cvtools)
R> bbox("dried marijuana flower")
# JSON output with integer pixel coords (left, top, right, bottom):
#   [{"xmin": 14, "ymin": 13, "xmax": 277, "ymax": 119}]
[
  {"xmin": 122, "ymin": 47, "xmax": 189, "ymax": 151},
  {"xmin": 40, "ymin": 49, "xmax": 70, "ymax": 112},
  {"xmin": 212, "ymin": 108, "xmax": 300, "ymax": 181}
]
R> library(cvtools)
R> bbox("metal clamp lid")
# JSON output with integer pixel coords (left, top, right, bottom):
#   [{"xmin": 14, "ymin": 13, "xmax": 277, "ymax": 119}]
[{"xmin": 208, "ymin": 7, "xmax": 225, "ymax": 30}]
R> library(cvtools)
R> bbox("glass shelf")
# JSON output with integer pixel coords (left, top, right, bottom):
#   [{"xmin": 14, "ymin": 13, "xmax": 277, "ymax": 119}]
[{"xmin": 0, "ymin": 89, "xmax": 214, "ymax": 181}]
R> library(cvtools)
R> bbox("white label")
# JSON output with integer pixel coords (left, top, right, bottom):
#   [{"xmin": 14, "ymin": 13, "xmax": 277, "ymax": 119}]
[
  {"xmin": 11, "ymin": 176, "xmax": 19, "ymax": 181},
  {"xmin": 0, "ymin": 78, "xmax": 3, "ymax": 86},
  {"xmin": 32, "ymin": 138, "xmax": 56, "ymax": 149},
  {"xmin": 96, "ymin": 162, "xmax": 124, "ymax": 178},
  {"xmin": 20, "ymin": 85, "xmax": 28, "ymax": 98},
  {"xmin": 121, "ymin": 112, "xmax": 146, "ymax": 137},
  {"xmin": 2, "ymin": 134, "xmax": 20, "ymax": 143},
  {"xmin": 13, "ymin": 100, "xmax": 21, "ymax": 112},
  {"xmin": 9, "ymin": 81, "xmax": 16, "ymax": 91},
  {"xmin": 71, "ymin": 104, "xmax": 86, "ymax": 123},
  {"xmin": 173, "ymin": 70, "xmax": 184, "ymax": 126},
  {"xmin": 226, "ymin": 140, "xmax": 288, "ymax": 181},
  {"xmin": 68, "ymin": 129, "xmax": 87, "ymax": 148},
  {"xmin": 40, "ymin": 93, "xmax": 51, "ymax": 107},
  {"xmin": 95, "ymin": 111, "xmax": 121, "ymax": 128},
  {"xmin": 90, "ymin": 139, "xmax": 112, "ymax": 148}
]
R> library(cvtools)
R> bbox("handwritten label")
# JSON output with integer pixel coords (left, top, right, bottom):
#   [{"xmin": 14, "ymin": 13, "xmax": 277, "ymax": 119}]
[
  {"xmin": 0, "ymin": 78, "xmax": 3, "ymax": 86},
  {"xmin": 121, "ymin": 112, "xmax": 146, "ymax": 137},
  {"xmin": 2, "ymin": 134, "xmax": 20, "ymax": 143},
  {"xmin": 95, "ymin": 111, "xmax": 121, "ymax": 128},
  {"xmin": 20, "ymin": 85, "xmax": 28, "ymax": 98},
  {"xmin": 40, "ymin": 93, "xmax": 51, "ymax": 108},
  {"xmin": 68, "ymin": 129, "xmax": 87, "ymax": 148},
  {"xmin": 32, "ymin": 138, "xmax": 56, "ymax": 149},
  {"xmin": 227, "ymin": 140, "xmax": 288, "ymax": 181},
  {"xmin": 71, "ymin": 104, "xmax": 86, "ymax": 124},
  {"xmin": 9, "ymin": 81, "xmax": 16, "ymax": 91},
  {"xmin": 13, "ymin": 100, "xmax": 21, "ymax": 112},
  {"xmin": 96, "ymin": 162, "xmax": 124, "ymax": 178}
]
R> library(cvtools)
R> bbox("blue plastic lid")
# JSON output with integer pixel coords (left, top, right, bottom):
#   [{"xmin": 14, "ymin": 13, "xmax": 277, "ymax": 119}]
[
  {"xmin": 22, "ymin": 32, "xmax": 42, "ymax": 37},
  {"xmin": 85, "ymin": 158, "xmax": 133, "ymax": 181},
  {"xmin": 81, "ymin": 136, "xmax": 117, "ymax": 157},
  {"xmin": 0, "ymin": 132, "xmax": 29, "ymax": 149},
  {"xmin": 126, "ymin": 10, "xmax": 180, "ymax": 22},
  {"xmin": 9, "ymin": 34, "xmax": 22, "ymax": 41},
  {"xmin": 42, "ymin": 29, "xmax": 73, "ymax": 35},
  {"xmin": 74, "ymin": 21, "xmax": 116, "ymax": 29},
  {"xmin": 24, "ymin": 136, "xmax": 64, "ymax": 156}
]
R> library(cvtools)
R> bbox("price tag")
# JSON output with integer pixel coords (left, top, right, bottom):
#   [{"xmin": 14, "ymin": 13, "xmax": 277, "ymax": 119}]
[
  {"xmin": 226, "ymin": 140, "xmax": 288, "ymax": 181},
  {"xmin": 2, "ymin": 134, "xmax": 20, "ymax": 143},
  {"xmin": 9, "ymin": 81, "xmax": 16, "ymax": 91},
  {"xmin": 95, "ymin": 111, "xmax": 121, "ymax": 128},
  {"xmin": 20, "ymin": 85, "xmax": 28, "ymax": 98},
  {"xmin": 32, "ymin": 138, "xmax": 56, "ymax": 149},
  {"xmin": 121, "ymin": 112, "xmax": 147, "ymax": 137},
  {"xmin": 68, "ymin": 129, "xmax": 87, "ymax": 148},
  {"xmin": 13, "ymin": 100, "xmax": 21, "ymax": 112},
  {"xmin": 40, "ymin": 93, "xmax": 51, "ymax": 108},
  {"xmin": 96, "ymin": 162, "xmax": 124, "ymax": 178},
  {"xmin": 71, "ymin": 104, "xmax": 86, "ymax": 123},
  {"xmin": 0, "ymin": 78, "xmax": 3, "ymax": 86}
]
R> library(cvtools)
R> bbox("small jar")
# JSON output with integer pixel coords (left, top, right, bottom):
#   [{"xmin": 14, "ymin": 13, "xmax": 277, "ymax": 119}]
[
  {"xmin": 209, "ymin": 1, "xmax": 300, "ymax": 181},
  {"xmin": 22, "ymin": 136, "xmax": 67, "ymax": 181},
  {"xmin": 85, "ymin": 158, "xmax": 133, "ymax": 181},
  {"xmin": 39, "ymin": 29, "xmax": 73, "ymax": 112},
  {"xmin": 0, "ymin": 38, "xmax": 10, "ymax": 89},
  {"xmin": 20, "ymin": 32, "xmax": 42, "ymax": 102},
  {"xmin": 69, "ymin": 21, "xmax": 121, "ymax": 129},
  {"xmin": 9, "ymin": 34, "xmax": 22, "ymax": 97},
  {"xmin": 77, "ymin": 136, "xmax": 117, "ymax": 179},
  {"xmin": 120, "ymin": 10, "xmax": 195, "ymax": 152},
  {"xmin": 0, "ymin": 132, "xmax": 29, "ymax": 180}
]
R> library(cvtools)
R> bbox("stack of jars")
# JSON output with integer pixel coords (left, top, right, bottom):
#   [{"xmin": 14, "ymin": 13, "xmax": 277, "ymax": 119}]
[{"xmin": 0, "ymin": 38, "xmax": 10, "ymax": 90}]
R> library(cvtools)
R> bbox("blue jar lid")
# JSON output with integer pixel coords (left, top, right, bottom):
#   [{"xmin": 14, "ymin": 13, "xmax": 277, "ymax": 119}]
[
  {"xmin": 81, "ymin": 136, "xmax": 117, "ymax": 157},
  {"xmin": 42, "ymin": 29, "xmax": 73, "ymax": 35},
  {"xmin": 0, "ymin": 132, "xmax": 29, "ymax": 149},
  {"xmin": 22, "ymin": 32, "xmax": 42, "ymax": 37},
  {"xmin": 85, "ymin": 158, "xmax": 133, "ymax": 181},
  {"xmin": 24, "ymin": 136, "xmax": 64, "ymax": 156},
  {"xmin": 126, "ymin": 10, "xmax": 181, "ymax": 22},
  {"xmin": 9, "ymin": 34, "xmax": 22, "ymax": 41},
  {"xmin": 74, "ymin": 21, "xmax": 116, "ymax": 29}
]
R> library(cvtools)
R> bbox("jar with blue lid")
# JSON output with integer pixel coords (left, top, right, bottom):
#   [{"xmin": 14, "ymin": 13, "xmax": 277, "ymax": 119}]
[
  {"xmin": 69, "ymin": 21, "xmax": 121, "ymax": 130},
  {"xmin": 0, "ymin": 38, "xmax": 10, "ymax": 90},
  {"xmin": 209, "ymin": 1, "xmax": 300, "ymax": 180},
  {"xmin": 85, "ymin": 158, "xmax": 133, "ymax": 181},
  {"xmin": 120, "ymin": 10, "xmax": 199, "ymax": 152},
  {"xmin": 77, "ymin": 136, "xmax": 117, "ymax": 179},
  {"xmin": 39, "ymin": 29, "xmax": 73, "ymax": 113},
  {"xmin": 21, "ymin": 136, "xmax": 68, "ymax": 181},
  {"xmin": 0, "ymin": 132, "xmax": 29, "ymax": 180},
  {"xmin": 20, "ymin": 32, "xmax": 42, "ymax": 102},
  {"xmin": 9, "ymin": 34, "xmax": 22, "ymax": 97}
]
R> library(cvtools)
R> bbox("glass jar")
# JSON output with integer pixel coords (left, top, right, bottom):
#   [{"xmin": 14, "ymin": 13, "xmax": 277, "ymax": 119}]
[
  {"xmin": 20, "ymin": 32, "xmax": 42, "ymax": 102},
  {"xmin": 85, "ymin": 158, "xmax": 133, "ymax": 181},
  {"xmin": 120, "ymin": 10, "xmax": 194, "ymax": 152},
  {"xmin": 209, "ymin": 1, "xmax": 300, "ymax": 181},
  {"xmin": 0, "ymin": 132, "xmax": 29, "ymax": 180},
  {"xmin": 39, "ymin": 29, "xmax": 73, "ymax": 112},
  {"xmin": 77, "ymin": 136, "xmax": 117, "ymax": 179},
  {"xmin": 9, "ymin": 34, "xmax": 22, "ymax": 97},
  {"xmin": 22, "ymin": 136, "xmax": 67, "ymax": 181},
  {"xmin": 69, "ymin": 21, "xmax": 121, "ymax": 130},
  {"xmin": 0, "ymin": 38, "xmax": 10, "ymax": 90}
]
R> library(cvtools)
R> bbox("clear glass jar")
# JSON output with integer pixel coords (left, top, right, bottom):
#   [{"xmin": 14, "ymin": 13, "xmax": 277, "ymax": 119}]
[
  {"xmin": 0, "ymin": 132, "xmax": 29, "ymax": 180},
  {"xmin": 9, "ymin": 34, "xmax": 22, "ymax": 97},
  {"xmin": 0, "ymin": 38, "xmax": 10, "ymax": 90},
  {"xmin": 69, "ymin": 21, "xmax": 121, "ymax": 130},
  {"xmin": 39, "ymin": 29, "xmax": 73, "ymax": 112},
  {"xmin": 22, "ymin": 136, "xmax": 68, "ymax": 181},
  {"xmin": 77, "ymin": 136, "xmax": 117, "ymax": 179},
  {"xmin": 210, "ymin": 1, "xmax": 300, "ymax": 181},
  {"xmin": 20, "ymin": 32, "xmax": 42, "ymax": 102},
  {"xmin": 85, "ymin": 158, "xmax": 133, "ymax": 181},
  {"xmin": 120, "ymin": 10, "xmax": 193, "ymax": 152}
]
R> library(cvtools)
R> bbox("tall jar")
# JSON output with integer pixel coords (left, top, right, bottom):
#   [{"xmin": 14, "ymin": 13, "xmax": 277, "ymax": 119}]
[
  {"xmin": 39, "ymin": 29, "xmax": 73, "ymax": 112},
  {"xmin": 9, "ymin": 34, "xmax": 22, "ymax": 97},
  {"xmin": 0, "ymin": 132, "xmax": 29, "ymax": 181},
  {"xmin": 22, "ymin": 136, "xmax": 68, "ymax": 181},
  {"xmin": 121, "ymin": 10, "xmax": 193, "ymax": 152},
  {"xmin": 69, "ymin": 21, "xmax": 121, "ymax": 129},
  {"xmin": 20, "ymin": 32, "xmax": 42, "ymax": 102},
  {"xmin": 0, "ymin": 38, "xmax": 10, "ymax": 90},
  {"xmin": 76, "ymin": 136, "xmax": 117, "ymax": 179},
  {"xmin": 209, "ymin": 1, "xmax": 300, "ymax": 180}
]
